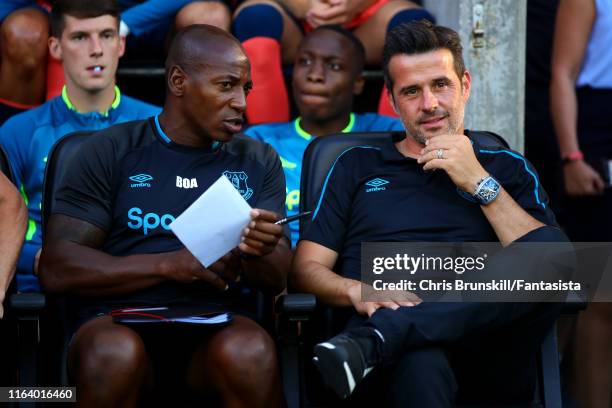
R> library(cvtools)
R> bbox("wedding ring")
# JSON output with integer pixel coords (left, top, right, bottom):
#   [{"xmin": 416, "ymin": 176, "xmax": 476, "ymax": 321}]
[{"xmin": 436, "ymin": 149, "xmax": 444, "ymax": 159}]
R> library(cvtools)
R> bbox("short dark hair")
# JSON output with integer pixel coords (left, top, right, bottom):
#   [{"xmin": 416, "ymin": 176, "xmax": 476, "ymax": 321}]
[
  {"xmin": 50, "ymin": 0, "xmax": 120, "ymax": 37},
  {"xmin": 382, "ymin": 20, "xmax": 466, "ymax": 92},
  {"xmin": 310, "ymin": 24, "xmax": 366, "ymax": 71}
]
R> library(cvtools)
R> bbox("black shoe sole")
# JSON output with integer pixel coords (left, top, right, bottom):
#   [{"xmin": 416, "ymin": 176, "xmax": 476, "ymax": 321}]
[{"xmin": 313, "ymin": 343, "xmax": 352, "ymax": 400}]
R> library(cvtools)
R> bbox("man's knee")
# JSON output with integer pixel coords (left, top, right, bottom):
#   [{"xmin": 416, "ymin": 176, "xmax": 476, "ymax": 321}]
[
  {"xmin": 175, "ymin": 1, "xmax": 231, "ymax": 32},
  {"xmin": 206, "ymin": 321, "xmax": 278, "ymax": 383},
  {"xmin": 0, "ymin": 8, "xmax": 49, "ymax": 70},
  {"xmin": 70, "ymin": 320, "xmax": 147, "ymax": 382}
]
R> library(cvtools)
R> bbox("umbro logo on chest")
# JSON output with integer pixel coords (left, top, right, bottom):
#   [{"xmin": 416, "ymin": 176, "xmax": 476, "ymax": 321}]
[
  {"xmin": 176, "ymin": 176, "xmax": 199, "ymax": 189},
  {"xmin": 365, "ymin": 177, "xmax": 389, "ymax": 193}
]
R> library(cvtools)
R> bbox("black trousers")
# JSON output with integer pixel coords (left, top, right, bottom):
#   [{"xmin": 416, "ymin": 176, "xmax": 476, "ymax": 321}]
[
  {"xmin": 347, "ymin": 302, "xmax": 563, "ymax": 407},
  {"xmin": 348, "ymin": 227, "xmax": 570, "ymax": 406}
]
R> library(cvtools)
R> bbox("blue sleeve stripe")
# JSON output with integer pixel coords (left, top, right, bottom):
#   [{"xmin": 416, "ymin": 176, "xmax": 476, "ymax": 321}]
[
  {"xmin": 312, "ymin": 146, "xmax": 381, "ymax": 219},
  {"xmin": 479, "ymin": 149, "xmax": 546, "ymax": 209}
]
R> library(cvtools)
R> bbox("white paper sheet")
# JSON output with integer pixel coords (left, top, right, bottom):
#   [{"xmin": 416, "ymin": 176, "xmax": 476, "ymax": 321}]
[
  {"xmin": 170, "ymin": 175, "xmax": 252, "ymax": 267},
  {"xmin": 172, "ymin": 313, "xmax": 232, "ymax": 324}
]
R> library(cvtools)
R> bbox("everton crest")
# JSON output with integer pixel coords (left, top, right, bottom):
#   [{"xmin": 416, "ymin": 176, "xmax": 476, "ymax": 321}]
[{"xmin": 223, "ymin": 171, "xmax": 254, "ymax": 200}]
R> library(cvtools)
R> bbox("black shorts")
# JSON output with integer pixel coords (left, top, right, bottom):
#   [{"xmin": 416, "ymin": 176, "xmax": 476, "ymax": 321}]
[{"xmin": 67, "ymin": 300, "xmax": 260, "ymax": 403}]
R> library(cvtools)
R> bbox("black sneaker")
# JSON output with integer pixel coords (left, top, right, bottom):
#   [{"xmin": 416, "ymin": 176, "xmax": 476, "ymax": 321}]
[{"xmin": 313, "ymin": 329, "xmax": 381, "ymax": 399}]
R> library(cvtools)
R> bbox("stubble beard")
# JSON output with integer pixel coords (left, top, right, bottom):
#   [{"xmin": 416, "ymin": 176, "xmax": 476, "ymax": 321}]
[{"xmin": 406, "ymin": 105, "xmax": 464, "ymax": 145}]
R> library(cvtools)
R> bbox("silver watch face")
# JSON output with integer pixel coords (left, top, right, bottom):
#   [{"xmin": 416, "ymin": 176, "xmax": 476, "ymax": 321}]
[
  {"xmin": 475, "ymin": 177, "xmax": 500, "ymax": 204},
  {"xmin": 481, "ymin": 185, "xmax": 498, "ymax": 201}
]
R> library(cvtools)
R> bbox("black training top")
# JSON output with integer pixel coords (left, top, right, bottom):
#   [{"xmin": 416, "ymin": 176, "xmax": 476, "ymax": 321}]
[
  {"xmin": 53, "ymin": 116, "xmax": 287, "ymax": 315},
  {"xmin": 302, "ymin": 132, "xmax": 557, "ymax": 280}
]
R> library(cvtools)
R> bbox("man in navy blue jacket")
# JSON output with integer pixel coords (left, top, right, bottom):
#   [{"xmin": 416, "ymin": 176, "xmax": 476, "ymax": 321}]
[{"xmin": 293, "ymin": 20, "xmax": 570, "ymax": 406}]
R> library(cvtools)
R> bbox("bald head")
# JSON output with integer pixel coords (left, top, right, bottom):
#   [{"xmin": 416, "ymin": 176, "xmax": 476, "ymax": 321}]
[
  {"xmin": 166, "ymin": 24, "xmax": 246, "ymax": 78},
  {"xmin": 161, "ymin": 24, "xmax": 251, "ymax": 146}
]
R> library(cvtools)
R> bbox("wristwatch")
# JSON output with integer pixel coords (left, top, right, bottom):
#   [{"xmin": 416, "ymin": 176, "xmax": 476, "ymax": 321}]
[{"xmin": 473, "ymin": 176, "xmax": 500, "ymax": 205}]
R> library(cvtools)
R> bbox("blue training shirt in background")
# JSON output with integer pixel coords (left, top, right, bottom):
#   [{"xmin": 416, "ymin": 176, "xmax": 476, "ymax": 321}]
[{"xmin": 0, "ymin": 87, "xmax": 160, "ymax": 292}]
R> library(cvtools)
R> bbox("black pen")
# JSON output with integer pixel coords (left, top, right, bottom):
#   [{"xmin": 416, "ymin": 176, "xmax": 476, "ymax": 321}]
[{"xmin": 274, "ymin": 211, "xmax": 312, "ymax": 225}]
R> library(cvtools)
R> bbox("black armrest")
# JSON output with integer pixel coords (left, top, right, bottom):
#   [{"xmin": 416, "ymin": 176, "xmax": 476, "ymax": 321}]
[
  {"xmin": 9, "ymin": 293, "xmax": 46, "ymax": 313},
  {"xmin": 276, "ymin": 294, "xmax": 316, "ymax": 321}
]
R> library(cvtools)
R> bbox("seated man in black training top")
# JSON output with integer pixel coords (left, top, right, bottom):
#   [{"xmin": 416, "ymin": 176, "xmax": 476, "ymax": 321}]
[
  {"xmin": 292, "ymin": 20, "xmax": 570, "ymax": 406},
  {"xmin": 40, "ymin": 25, "xmax": 290, "ymax": 408}
]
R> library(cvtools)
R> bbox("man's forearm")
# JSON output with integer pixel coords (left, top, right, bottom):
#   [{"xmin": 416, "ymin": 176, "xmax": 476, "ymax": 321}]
[
  {"xmin": 0, "ymin": 187, "xmax": 27, "ymax": 298},
  {"xmin": 549, "ymin": 0, "xmax": 595, "ymax": 157},
  {"xmin": 291, "ymin": 259, "xmax": 357, "ymax": 307},
  {"xmin": 481, "ymin": 188, "xmax": 545, "ymax": 246},
  {"xmin": 550, "ymin": 72, "xmax": 580, "ymax": 156},
  {"xmin": 40, "ymin": 240, "xmax": 168, "ymax": 296}
]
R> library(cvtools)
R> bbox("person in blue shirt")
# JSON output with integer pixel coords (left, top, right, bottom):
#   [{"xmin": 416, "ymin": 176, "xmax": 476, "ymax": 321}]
[
  {"xmin": 0, "ymin": 0, "xmax": 231, "ymax": 120},
  {"xmin": 244, "ymin": 25, "xmax": 402, "ymax": 246},
  {"xmin": 0, "ymin": 0, "xmax": 160, "ymax": 293}
]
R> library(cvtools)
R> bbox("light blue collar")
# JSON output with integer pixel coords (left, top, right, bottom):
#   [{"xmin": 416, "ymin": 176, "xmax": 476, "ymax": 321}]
[{"xmin": 154, "ymin": 114, "xmax": 221, "ymax": 149}]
